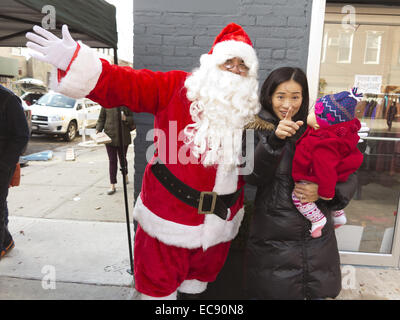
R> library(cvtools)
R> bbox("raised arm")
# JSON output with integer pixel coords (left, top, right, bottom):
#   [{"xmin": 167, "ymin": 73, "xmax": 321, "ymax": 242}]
[{"xmin": 26, "ymin": 25, "xmax": 182, "ymax": 115}]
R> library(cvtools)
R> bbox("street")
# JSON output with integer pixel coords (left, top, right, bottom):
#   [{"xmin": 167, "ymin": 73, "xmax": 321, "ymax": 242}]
[{"xmin": 25, "ymin": 133, "xmax": 85, "ymax": 156}]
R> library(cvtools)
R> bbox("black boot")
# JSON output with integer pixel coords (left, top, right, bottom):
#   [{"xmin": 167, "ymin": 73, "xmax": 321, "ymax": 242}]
[{"xmin": 1, "ymin": 227, "xmax": 14, "ymax": 259}]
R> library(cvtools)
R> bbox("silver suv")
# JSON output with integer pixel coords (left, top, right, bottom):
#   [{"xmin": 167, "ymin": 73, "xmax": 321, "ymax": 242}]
[{"xmin": 30, "ymin": 92, "xmax": 101, "ymax": 141}]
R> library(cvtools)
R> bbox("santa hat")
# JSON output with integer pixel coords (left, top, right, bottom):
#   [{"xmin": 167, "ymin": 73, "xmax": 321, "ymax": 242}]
[
  {"xmin": 315, "ymin": 87, "xmax": 363, "ymax": 126},
  {"xmin": 201, "ymin": 23, "xmax": 258, "ymax": 77}
]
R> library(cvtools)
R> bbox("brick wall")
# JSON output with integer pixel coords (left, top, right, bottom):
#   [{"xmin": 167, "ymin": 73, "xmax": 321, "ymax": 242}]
[{"xmin": 133, "ymin": 0, "xmax": 313, "ymax": 199}]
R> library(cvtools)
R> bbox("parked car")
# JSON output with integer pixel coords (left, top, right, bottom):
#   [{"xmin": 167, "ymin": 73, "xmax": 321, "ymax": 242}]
[
  {"xmin": 13, "ymin": 78, "xmax": 47, "ymax": 136},
  {"xmin": 20, "ymin": 98, "xmax": 32, "ymax": 134},
  {"xmin": 21, "ymin": 91, "xmax": 45, "ymax": 106},
  {"xmin": 16, "ymin": 78, "xmax": 47, "ymax": 107},
  {"xmin": 20, "ymin": 91, "xmax": 47, "ymax": 136},
  {"xmin": 30, "ymin": 92, "xmax": 101, "ymax": 141},
  {"xmin": 19, "ymin": 97, "xmax": 32, "ymax": 157}
]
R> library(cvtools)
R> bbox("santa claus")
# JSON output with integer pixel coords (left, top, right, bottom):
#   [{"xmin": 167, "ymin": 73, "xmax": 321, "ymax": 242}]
[{"xmin": 26, "ymin": 23, "xmax": 260, "ymax": 299}]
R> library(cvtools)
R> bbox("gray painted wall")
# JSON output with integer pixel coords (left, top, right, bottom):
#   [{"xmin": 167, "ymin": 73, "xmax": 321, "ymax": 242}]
[{"xmin": 133, "ymin": 0, "xmax": 313, "ymax": 199}]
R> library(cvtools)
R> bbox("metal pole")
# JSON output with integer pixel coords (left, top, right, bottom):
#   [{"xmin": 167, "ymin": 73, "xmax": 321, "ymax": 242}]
[{"xmin": 114, "ymin": 47, "xmax": 134, "ymax": 276}]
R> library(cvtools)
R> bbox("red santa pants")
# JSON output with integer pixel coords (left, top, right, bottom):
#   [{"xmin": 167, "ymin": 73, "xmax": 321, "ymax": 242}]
[{"xmin": 134, "ymin": 224, "xmax": 231, "ymax": 298}]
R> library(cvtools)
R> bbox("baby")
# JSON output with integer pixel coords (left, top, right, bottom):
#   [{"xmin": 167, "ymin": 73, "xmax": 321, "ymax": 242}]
[{"xmin": 292, "ymin": 88, "xmax": 364, "ymax": 238}]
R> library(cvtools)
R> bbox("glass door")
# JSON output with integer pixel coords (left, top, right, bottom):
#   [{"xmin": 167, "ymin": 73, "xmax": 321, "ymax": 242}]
[{"xmin": 312, "ymin": 1, "xmax": 400, "ymax": 267}]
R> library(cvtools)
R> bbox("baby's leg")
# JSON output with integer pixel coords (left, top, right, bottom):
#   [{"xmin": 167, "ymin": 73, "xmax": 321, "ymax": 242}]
[
  {"xmin": 292, "ymin": 192, "xmax": 327, "ymax": 238},
  {"xmin": 331, "ymin": 210, "xmax": 347, "ymax": 228}
]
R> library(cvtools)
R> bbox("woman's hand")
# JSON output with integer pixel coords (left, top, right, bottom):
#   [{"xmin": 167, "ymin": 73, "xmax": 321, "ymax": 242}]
[
  {"xmin": 275, "ymin": 107, "xmax": 304, "ymax": 140},
  {"xmin": 293, "ymin": 181, "xmax": 319, "ymax": 204}
]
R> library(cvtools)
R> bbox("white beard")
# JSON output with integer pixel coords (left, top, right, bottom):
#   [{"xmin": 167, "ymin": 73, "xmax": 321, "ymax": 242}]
[{"xmin": 183, "ymin": 55, "xmax": 260, "ymax": 169}]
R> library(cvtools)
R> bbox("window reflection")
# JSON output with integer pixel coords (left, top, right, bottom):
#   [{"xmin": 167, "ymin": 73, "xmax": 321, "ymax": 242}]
[
  {"xmin": 320, "ymin": 4, "xmax": 400, "ymax": 254},
  {"xmin": 364, "ymin": 31, "xmax": 383, "ymax": 65}
]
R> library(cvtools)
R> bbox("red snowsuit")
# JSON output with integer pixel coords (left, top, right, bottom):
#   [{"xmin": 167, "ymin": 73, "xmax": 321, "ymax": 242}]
[{"xmin": 292, "ymin": 119, "xmax": 364, "ymax": 199}]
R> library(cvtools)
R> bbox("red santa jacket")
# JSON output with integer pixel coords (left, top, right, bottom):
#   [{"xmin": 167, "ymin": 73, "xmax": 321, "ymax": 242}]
[
  {"xmin": 52, "ymin": 43, "xmax": 245, "ymax": 250},
  {"xmin": 292, "ymin": 118, "xmax": 364, "ymax": 199}
]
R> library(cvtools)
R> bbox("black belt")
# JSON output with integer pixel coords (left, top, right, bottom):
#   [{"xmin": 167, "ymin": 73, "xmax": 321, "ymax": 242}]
[{"xmin": 151, "ymin": 160, "xmax": 242, "ymax": 220}]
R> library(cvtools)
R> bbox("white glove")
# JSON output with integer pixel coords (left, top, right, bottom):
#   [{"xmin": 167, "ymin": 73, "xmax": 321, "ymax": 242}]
[
  {"xmin": 26, "ymin": 25, "xmax": 77, "ymax": 71},
  {"xmin": 358, "ymin": 122, "xmax": 370, "ymax": 143}
]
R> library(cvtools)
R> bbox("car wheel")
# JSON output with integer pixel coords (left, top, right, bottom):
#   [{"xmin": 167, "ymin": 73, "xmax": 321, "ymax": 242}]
[{"xmin": 64, "ymin": 121, "xmax": 77, "ymax": 142}]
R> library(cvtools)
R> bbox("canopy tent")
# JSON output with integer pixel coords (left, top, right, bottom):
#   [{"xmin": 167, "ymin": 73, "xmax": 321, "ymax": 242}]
[{"xmin": 0, "ymin": 0, "xmax": 118, "ymax": 49}]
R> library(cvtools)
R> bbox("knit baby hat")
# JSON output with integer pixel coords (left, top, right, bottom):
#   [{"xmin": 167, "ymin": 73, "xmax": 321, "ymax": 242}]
[{"xmin": 314, "ymin": 88, "xmax": 363, "ymax": 126}]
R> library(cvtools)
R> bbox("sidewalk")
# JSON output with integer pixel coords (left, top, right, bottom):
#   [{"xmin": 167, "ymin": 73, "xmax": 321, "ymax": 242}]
[
  {"xmin": 1, "ymin": 138, "xmax": 400, "ymax": 300},
  {"xmin": 1, "ymin": 140, "xmax": 139, "ymax": 299}
]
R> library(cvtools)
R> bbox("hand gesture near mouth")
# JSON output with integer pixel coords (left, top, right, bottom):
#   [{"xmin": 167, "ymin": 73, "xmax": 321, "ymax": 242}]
[{"xmin": 275, "ymin": 107, "xmax": 304, "ymax": 140}]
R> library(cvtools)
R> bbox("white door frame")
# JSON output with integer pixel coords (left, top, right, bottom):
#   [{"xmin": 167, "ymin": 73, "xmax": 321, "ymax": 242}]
[{"xmin": 306, "ymin": 0, "xmax": 326, "ymax": 107}]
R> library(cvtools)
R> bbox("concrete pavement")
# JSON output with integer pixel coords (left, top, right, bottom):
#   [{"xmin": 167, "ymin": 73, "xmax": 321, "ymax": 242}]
[
  {"xmin": 2, "ymin": 138, "xmax": 139, "ymax": 299},
  {"xmin": 1, "ymin": 135, "xmax": 400, "ymax": 300}
]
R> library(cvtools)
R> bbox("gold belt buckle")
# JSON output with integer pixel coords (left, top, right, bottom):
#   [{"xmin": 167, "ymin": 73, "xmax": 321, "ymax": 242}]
[{"xmin": 198, "ymin": 191, "xmax": 217, "ymax": 214}]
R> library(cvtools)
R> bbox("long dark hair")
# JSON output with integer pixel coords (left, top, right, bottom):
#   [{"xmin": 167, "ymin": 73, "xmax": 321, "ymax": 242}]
[{"xmin": 260, "ymin": 67, "xmax": 309, "ymax": 124}]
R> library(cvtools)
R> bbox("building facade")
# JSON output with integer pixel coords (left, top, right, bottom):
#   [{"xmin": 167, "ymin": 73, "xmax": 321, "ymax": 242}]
[{"xmin": 133, "ymin": 0, "xmax": 400, "ymax": 268}]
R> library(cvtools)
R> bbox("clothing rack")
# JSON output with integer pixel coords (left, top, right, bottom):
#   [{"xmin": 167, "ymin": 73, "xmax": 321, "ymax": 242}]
[
  {"xmin": 363, "ymin": 136, "xmax": 400, "ymax": 142},
  {"xmin": 359, "ymin": 92, "xmax": 399, "ymax": 131},
  {"xmin": 364, "ymin": 92, "xmax": 400, "ymax": 98}
]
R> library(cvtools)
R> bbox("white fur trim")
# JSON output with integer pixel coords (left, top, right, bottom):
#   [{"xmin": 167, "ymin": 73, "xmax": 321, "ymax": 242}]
[
  {"xmin": 133, "ymin": 194, "xmax": 244, "ymax": 250},
  {"xmin": 202, "ymin": 208, "xmax": 242, "ymax": 250},
  {"xmin": 211, "ymin": 40, "xmax": 258, "ymax": 77},
  {"xmin": 213, "ymin": 165, "xmax": 238, "ymax": 195},
  {"xmin": 50, "ymin": 41, "xmax": 102, "ymax": 98},
  {"xmin": 133, "ymin": 195, "xmax": 203, "ymax": 248},
  {"xmin": 141, "ymin": 292, "xmax": 177, "ymax": 300},
  {"xmin": 178, "ymin": 280, "xmax": 208, "ymax": 294}
]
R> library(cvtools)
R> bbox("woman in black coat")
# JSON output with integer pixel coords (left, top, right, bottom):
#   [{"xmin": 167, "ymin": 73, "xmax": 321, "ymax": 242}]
[{"xmin": 244, "ymin": 67, "xmax": 358, "ymax": 300}]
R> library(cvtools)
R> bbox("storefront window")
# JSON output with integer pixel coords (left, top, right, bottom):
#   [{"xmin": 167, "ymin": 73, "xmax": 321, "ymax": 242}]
[{"xmin": 320, "ymin": 3, "xmax": 400, "ymax": 259}]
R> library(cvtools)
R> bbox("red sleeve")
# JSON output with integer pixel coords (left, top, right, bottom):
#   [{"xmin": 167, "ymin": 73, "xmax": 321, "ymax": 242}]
[
  {"xmin": 56, "ymin": 44, "xmax": 187, "ymax": 115},
  {"xmin": 85, "ymin": 60, "xmax": 187, "ymax": 115},
  {"xmin": 312, "ymin": 140, "xmax": 341, "ymax": 198}
]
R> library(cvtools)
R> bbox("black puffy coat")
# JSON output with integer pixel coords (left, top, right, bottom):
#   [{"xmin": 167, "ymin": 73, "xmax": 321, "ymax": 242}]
[
  {"xmin": 244, "ymin": 109, "xmax": 358, "ymax": 300},
  {"xmin": 0, "ymin": 85, "xmax": 29, "ymax": 171}
]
